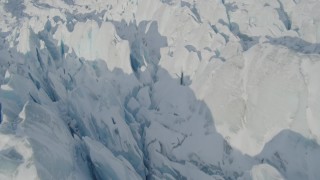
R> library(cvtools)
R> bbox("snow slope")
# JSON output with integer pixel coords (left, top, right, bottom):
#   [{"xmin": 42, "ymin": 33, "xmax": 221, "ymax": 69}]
[{"xmin": 1, "ymin": 0, "xmax": 320, "ymax": 179}]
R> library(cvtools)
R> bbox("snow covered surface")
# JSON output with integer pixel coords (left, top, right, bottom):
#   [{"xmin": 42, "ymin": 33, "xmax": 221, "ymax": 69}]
[{"xmin": 0, "ymin": 0, "xmax": 320, "ymax": 179}]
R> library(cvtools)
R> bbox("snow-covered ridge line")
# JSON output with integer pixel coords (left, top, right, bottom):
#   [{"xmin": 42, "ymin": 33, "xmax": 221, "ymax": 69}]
[{"xmin": 1, "ymin": 0, "xmax": 320, "ymax": 179}]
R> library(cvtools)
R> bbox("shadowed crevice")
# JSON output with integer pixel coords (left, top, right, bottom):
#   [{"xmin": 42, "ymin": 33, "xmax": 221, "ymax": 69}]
[{"xmin": 266, "ymin": 35, "xmax": 320, "ymax": 54}]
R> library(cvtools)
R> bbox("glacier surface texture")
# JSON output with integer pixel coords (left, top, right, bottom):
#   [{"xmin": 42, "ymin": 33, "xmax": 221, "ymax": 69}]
[{"xmin": 1, "ymin": 0, "xmax": 320, "ymax": 179}]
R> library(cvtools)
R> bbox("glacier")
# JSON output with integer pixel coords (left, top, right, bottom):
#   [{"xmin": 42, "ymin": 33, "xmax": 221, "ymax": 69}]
[{"xmin": 1, "ymin": 0, "xmax": 320, "ymax": 179}]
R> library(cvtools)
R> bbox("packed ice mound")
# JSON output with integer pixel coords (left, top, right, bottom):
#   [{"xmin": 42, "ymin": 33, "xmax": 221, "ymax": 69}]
[{"xmin": 1, "ymin": 0, "xmax": 320, "ymax": 179}]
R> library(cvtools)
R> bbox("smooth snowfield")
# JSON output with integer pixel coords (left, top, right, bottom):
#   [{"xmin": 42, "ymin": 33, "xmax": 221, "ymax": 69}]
[{"xmin": 1, "ymin": 0, "xmax": 320, "ymax": 179}]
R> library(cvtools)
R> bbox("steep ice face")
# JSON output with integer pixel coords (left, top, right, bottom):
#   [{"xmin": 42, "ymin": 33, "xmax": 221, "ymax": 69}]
[{"xmin": 1, "ymin": 0, "xmax": 320, "ymax": 180}]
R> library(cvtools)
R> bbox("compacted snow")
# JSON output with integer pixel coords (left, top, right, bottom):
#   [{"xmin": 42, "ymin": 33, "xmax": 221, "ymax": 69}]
[{"xmin": 0, "ymin": 0, "xmax": 320, "ymax": 179}]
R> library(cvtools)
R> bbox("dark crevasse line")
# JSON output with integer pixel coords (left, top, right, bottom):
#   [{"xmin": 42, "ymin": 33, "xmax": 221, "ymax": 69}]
[
  {"xmin": 265, "ymin": 35, "xmax": 320, "ymax": 54},
  {"xmin": 217, "ymin": 18, "xmax": 260, "ymax": 51},
  {"xmin": 216, "ymin": 1, "xmax": 260, "ymax": 52},
  {"xmin": 181, "ymin": 1, "xmax": 202, "ymax": 23},
  {"xmin": 276, "ymin": 0, "xmax": 292, "ymax": 31}
]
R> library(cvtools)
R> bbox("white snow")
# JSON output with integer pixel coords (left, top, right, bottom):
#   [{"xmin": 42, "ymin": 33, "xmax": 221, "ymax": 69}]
[{"xmin": 240, "ymin": 164, "xmax": 284, "ymax": 180}]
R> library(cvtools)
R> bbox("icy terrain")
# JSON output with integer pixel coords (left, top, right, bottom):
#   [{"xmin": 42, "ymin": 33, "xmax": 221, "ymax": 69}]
[{"xmin": 0, "ymin": 0, "xmax": 320, "ymax": 179}]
